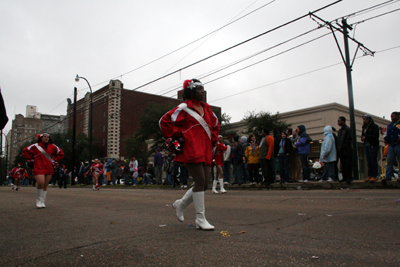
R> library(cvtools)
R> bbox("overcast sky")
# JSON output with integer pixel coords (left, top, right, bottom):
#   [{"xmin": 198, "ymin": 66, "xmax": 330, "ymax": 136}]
[{"xmin": 1, "ymin": 0, "xmax": 399, "ymax": 141}]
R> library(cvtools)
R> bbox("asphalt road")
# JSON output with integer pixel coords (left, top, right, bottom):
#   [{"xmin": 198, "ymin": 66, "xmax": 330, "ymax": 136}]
[{"xmin": 1, "ymin": 186, "xmax": 399, "ymax": 267}]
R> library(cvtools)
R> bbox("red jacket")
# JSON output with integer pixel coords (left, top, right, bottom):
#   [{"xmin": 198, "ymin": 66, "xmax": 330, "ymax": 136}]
[
  {"xmin": 90, "ymin": 163, "xmax": 104, "ymax": 176},
  {"xmin": 159, "ymin": 99, "xmax": 220, "ymax": 166},
  {"xmin": 22, "ymin": 142, "xmax": 64, "ymax": 175},
  {"xmin": 10, "ymin": 167, "xmax": 27, "ymax": 179},
  {"xmin": 213, "ymin": 142, "xmax": 227, "ymax": 166}
]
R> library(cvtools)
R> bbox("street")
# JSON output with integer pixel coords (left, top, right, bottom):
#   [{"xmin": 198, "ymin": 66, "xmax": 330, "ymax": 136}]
[{"xmin": 0, "ymin": 187, "xmax": 399, "ymax": 266}]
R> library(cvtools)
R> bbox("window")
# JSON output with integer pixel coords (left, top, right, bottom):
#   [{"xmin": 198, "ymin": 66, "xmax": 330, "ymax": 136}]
[
  {"xmin": 103, "ymin": 139, "xmax": 105, "ymax": 145},
  {"xmin": 103, "ymin": 111, "xmax": 105, "ymax": 118},
  {"xmin": 103, "ymin": 125, "xmax": 105, "ymax": 132}
]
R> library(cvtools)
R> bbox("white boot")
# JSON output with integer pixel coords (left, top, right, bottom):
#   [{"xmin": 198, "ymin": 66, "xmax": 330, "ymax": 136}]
[
  {"xmin": 219, "ymin": 179, "xmax": 226, "ymax": 193},
  {"xmin": 41, "ymin": 190, "xmax": 47, "ymax": 208},
  {"xmin": 36, "ymin": 189, "xmax": 43, "ymax": 208},
  {"xmin": 212, "ymin": 180, "xmax": 219, "ymax": 194},
  {"xmin": 172, "ymin": 188, "xmax": 193, "ymax": 222},
  {"xmin": 193, "ymin": 191, "xmax": 214, "ymax": 230}
]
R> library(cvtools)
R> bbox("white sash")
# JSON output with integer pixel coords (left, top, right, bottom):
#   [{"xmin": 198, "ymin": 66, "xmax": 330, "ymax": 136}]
[
  {"xmin": 34, "ymin": 143, "xmax": 53, "ymax": 163},
  {"xmin": 178, "ymin": 103, "xmax": 211, "ymax": 140}
]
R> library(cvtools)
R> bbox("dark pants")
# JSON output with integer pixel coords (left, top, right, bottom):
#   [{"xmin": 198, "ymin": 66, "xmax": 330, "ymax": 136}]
[
  {"xmin": 278, "ymin": 154, "xmax": 290, "ymax": 183},
  {"xmin": 242, "ymin": 163, "xmax": 249, "ymax": 182},
  {"xmin": 247, "ymin": 163, "xmax": 260, "ymax": 183},
  {"xmin": 299, "ymin": 154, "xmax": 310, "ymax": 181},
  {"xmin": 232, "ymin": 162, "xmax": 243, "ymax": 184},
  {"xmin": 59, "ymin": 176, "xmax": 67, "ymax": 188},
  {"xmin": 320, "ymin": 161, "xmax": 335, "ymax": 180},
  {"xmin": 339, "ymin": 151, "xmax": 353, "ymax": 182},
  {"xmin": 180, "ymin": 165, "xmax": 189, "ymax": 186},
  {"xmin": 260, "ymin": 158, "xmax": 273, "ymax": 184},
  {"xmin": 364, "ymin": 146, "xmax": 379, "ymax": 178},
  {"xmin": 223, "ymin": 161, "xmax": 231, "ymax": 183}
]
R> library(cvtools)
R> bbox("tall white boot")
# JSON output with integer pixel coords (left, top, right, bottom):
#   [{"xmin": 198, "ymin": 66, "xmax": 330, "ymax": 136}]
[
  {"xmin": 212, "ymin": 180, "xmax": 219, "ymax": 194},
  {"xmin": 36, "ymin": 189, "xmax": 43, "ymax": 208},
  {"xmin": 219, "ymin": 178, "xmax": 226, "ymax": 193},
  {"xmin": 172, "ymin": 188, "xmax": 193, "ymax": 222},
  {"xmin": 193, "ymin": 191, "xmax": 214, "ymax": 230},
  {"xmin": 41, "ymin": 190, "xmax": 47, "ymax": 208}
]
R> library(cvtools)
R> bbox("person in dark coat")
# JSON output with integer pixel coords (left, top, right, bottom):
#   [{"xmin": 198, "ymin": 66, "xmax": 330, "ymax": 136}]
[
  {"xmin": 361, "ymin": 114, "xmax": 380, "ymax": 182},
  {"xmin": 337, "ymin": 117, "xmax": 353, "ymax": 183}
]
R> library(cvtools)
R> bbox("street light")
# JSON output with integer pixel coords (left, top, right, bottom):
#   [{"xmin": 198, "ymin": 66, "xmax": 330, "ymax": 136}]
[{"xmin": 75, "ymin": 74, "xmax": 93, "ymax": 165}]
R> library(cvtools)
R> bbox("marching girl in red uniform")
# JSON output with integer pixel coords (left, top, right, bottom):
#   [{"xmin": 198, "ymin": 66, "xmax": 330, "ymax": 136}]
[
  {"xmin": 89, "ymin": 159, "xmax": 103, "ymax": 190},
  {"xmin": 22, "ymin": 133, "xmax": 64, "ymax": 208},
  {"xmin": 160, "ymin": 79, "xmax": 220, "ymax": 230},
  {"xmin": 212, "ymin": 135, "xmax": 227, "ymax": 194},
  {"xmin": 10, "ymin": 163, "xmax": 27, "ymax": 191}
]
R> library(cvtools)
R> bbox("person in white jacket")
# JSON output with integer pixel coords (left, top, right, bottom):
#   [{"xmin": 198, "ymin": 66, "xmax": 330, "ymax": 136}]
[{"xmin": 319, "ymin": 125, "xmax": 337, "ymax": 182}]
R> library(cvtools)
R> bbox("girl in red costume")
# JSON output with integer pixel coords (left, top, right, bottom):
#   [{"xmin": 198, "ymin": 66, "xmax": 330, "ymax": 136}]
[
  {"xmin": 160, "ymin": 79, "xmax": 220, "ymax": 230},
  {"xmin": 22, "ymin": 133, "xmax": 64, "ymax": 208},
  {"xmin": 89, "ymin": 159, "xmax": 103, "ymax": 190},
  {"xmin": 212, "ymin": 135, "xmax": 227, "ymax": 194},
  {"xmin": 10, "ymin": 163, "xmax": 27, "ymax": 191}
]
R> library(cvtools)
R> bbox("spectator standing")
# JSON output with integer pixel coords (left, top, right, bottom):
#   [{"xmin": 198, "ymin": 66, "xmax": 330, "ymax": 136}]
[
  {"xmin": 179, "ymin": 164, "xmax": 189, "ymax": 188},
  {"xmin": 231, "ymin": 136, "xmax": 244, "ymax": 185},
  {"xmin": 117, "ymin": 164, "xmax": 123, "ymax": 184},
  {"xmin": 295, "ymin": 125, "xmax": 311, "ymax": 183},
  {"xmin": 123, "ymin": 162, "xmax": 130, "ymax": 185},
  {"xmin": 143, "ymin": 162, "xmax": 154, "ymax": 185},
  {"xmin": 222, "ymin": 139, "xmax": 232, "ymax": 185},
  {"xmin": 154, "ymin": 148, "xmax": 164, "ymax": 185},
  {"xmin": 289, "ymin": 128, "xmax": 302, "ymax": 182},
  {"xmin": 105, "ymin": 159, "xmax": 112, "ymax": 185},
  {"xmin": 241, "ymin": 136, "xmax": 250, "ymax": 183},
  {"xmin": 277, "ymin": 132, "xmax": 292, "ymax": 184},
  {"xmin": 259, "ymin": 128, "xmax": 275, "ymax": 185},
  {"xmin": 245, "ymin": 134, "xmax": 260, "ymax": 185},
  {"xmin": 337, "ymin": 116, "xmax": 353, "ymax": 183},
  {"xmin": 58, "ymin": 165, "xmax": 68, "ymax": 189},
  {"xmin": 384, "ymin": 111, "xmax": 400, "ymax": 182},
  {"xmin": 331, "ymin": 127, "xmax": 339, "ymax": 181},
  {"xmin": 318, "ymin": 126, "xmax": 336, "ymax": 182},
  {"xmin": 84, "ymin": 161, "xmax": 91, "ymax": 185},
  {"xmin": 129, "ymin": 157, "xmax": 138, "ymax": 176},
  {"xmin": 361, "ymin": 114, "xmax": 380, "ymax": 182},
  {"xmin": 132, "ymin": 168, "xmax": 138, "ymax": 186},
  {"xmin": 78, "ymin": 162, "xmax": 85, "ymax": 185},
  {"xmin": 111, "ymin": 158, "xmax": 117, "ymax": 185}
]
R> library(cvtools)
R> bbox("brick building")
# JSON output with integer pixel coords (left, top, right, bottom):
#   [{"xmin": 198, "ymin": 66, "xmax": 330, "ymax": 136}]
[
  {"xmin": 67, "ymin": 80, "xmax": 221, "ymax": 160},
  {"xmin": 6, "ymin": 106, "xmax": 67, "ymax": 168}
]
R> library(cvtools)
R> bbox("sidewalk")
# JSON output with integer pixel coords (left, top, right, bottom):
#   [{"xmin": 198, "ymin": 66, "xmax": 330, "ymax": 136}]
[
  {"xmin": 225, "ymin": 179, "xmax": 400, "ymax": 190},
  {"xmin": 20, "ymin": 178, "xmax": 400, "ymax": 190}
]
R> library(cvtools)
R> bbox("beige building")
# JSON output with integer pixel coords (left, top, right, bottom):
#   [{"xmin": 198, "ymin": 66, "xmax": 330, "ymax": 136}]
[{"xmin": 221, "ymin": 103, "xmax": 390, "ymax": 180}]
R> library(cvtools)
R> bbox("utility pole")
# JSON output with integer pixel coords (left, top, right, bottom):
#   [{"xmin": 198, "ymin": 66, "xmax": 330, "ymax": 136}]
[
  {"xmin": 309, "ymin": 13, "xmax": 374, "ymax": 180},
  {"xmin": 341, "ymin": 19, "xmax": 360, "ymax": 181},
  {"xmin": 72, "ymin": 87, "xmax": 77, "ymax": 184}
]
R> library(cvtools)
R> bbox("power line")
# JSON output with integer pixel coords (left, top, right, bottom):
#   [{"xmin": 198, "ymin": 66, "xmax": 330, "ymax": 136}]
[{"xmin": 9, "ymin": 1, "xmax": 344, "ymax": 147}]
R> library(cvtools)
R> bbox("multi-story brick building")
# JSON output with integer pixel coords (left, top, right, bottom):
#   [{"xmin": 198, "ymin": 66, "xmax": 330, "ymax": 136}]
[
  {"xmin": 68, "ymin": 80, "xmax": 221, "ymax": 160},
  {"xmin": 6, "ymin": 106, "xmax": 67, "ymax": 168}
]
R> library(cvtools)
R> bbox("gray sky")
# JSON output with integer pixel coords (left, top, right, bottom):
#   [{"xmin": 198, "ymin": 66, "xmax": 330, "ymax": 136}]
[{"xmin": 1, "ymin": 0, "xmax": 399, "ymax": 139}]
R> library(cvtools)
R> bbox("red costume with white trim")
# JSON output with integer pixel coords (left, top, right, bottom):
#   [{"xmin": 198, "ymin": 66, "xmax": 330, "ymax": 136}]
[
  {"xmin": 10, "ymin": 167, "xmax": 27, "ymax": 180},
  {"xmin": 90, "ymin": 163, "xmax": 104, "ymax": 176},
  {"xmin": 159, "ymin": 99, "xmax": 220, "ymax": 166},
  {"xmin": 213, "ymin": 142, "xmax": 227, "ymax": 166},
  {"xmin": 22, "ymin": 142, "xmax": 64, "ymax": 176}
]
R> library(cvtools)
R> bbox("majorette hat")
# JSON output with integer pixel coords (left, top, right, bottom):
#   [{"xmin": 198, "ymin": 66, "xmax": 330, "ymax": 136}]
[
  {"xmin": 183, "ymin": 79, "xmax": 203, "ymax": 90},
  {"xmin": 37, "ymin": 133, "xmax": 50, "ymax": 141}
]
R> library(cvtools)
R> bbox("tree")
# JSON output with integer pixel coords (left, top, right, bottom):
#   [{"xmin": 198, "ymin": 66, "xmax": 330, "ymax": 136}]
[
  {"xmin": 123, "ymin": 103, "xmax": 175, "ymax": 165},
  {"xmin": 242, "ymin": 111, "xmax": 290, "ymax": 142}
]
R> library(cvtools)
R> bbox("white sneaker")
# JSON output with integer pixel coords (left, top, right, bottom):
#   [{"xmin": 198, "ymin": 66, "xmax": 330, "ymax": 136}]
[
  {"xmin": 183, "ymin": 185, "xmax": 187, "ymax": 188},
  {"xmin": 223, "ymin": 182, "xmax": 229, "ymax": 185},
  {"xmin": 299, "ymin": 180, "xmax": 304, "ymax": 183},
  {"xmin": 318, "ymin": 179, "xmax": 325, "ymax": 182},
  {"xmin": 327, "ymin": 178, "xmax": 334, "ymax": 182},
  {"xmin": 102, "ymin": 184, "xmax": 106, "ymax": 186},
  {"xmin": 303, "ymin": 180, "xmax": 310, "ymax": 183}
]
